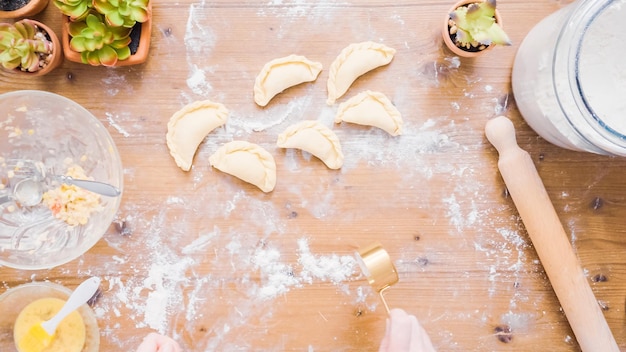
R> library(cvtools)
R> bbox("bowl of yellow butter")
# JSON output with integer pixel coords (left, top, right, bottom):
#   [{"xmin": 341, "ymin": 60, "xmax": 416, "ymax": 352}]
[{"xmin": 0, "ymin": 281, "xmax": 99, "ymax": 352}]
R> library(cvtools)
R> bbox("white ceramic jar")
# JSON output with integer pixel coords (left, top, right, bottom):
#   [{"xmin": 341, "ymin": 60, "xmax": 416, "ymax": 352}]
[{"xmin": 512, "ymin": 0, "xmax": 626, "ymax": 156}]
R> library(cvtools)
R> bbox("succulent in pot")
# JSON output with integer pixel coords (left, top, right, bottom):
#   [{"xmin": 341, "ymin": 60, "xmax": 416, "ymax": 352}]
[
  {"xmin": 57, "ymin": 0, "xmax": 152, "ymax": 66},
  {"xmin": 443, "ymin": 0, "xmax": 511, "ymax": 58},
  {"xmin": 93, "ymin": 0, "xmax": 149, "ymax": 27},
  {"xmin": 0, "ymin": 0, "xmax": 49, "ymax": 19},
  {"xmin": 52, "ymin": 0, "xmax": 92, "ymax": 21},
  {"xmin": 0, "ymin": 19, "xmax": 63, "ymax": 75},
  {"xmin": 67, "ymin": 12, "xmax": 132, "ymax": 66}
]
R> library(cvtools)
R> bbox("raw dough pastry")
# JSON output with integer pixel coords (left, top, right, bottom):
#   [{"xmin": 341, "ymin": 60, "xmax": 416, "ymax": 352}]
[
  {"xmin": 335, "ymin": 90, "xmax": 403, "ymax": 136},
  {"xmin": 209, "ymin": 141, "xmax": 276, "ymax": 192},
  {"xmin": 277, "ymin": 120, "xmax": 344, "ymax": 169},
  {"xmin": 166, "ymin": 100, "xmax": 229, "ymax": 171},
  {"xmin": 14, "ymin": 298, "xmax": 86, "ymax": 352},
  {"xmin": 254, "ymin": 55, "xmax": 323, "ymax": 107},
  {"xmin": 326, "ymin": 42, "xmax": 396, "ymax": 105}
]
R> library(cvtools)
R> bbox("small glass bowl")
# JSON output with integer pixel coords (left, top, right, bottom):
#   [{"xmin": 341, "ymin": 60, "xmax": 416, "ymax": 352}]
[
  {"xmin": 0, "ymin": 90, "xmax": 123, "ymax": 269},
  {"xmin": 0, "ymin": 281, "xmax": 100, "ymax": 352}
]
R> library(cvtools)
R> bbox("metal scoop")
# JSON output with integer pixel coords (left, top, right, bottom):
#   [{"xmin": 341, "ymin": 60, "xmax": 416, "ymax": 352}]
[
  {"xmin": 356, "ymin": 242, "xmax": 399, "ymax": 313},
  {"xmin": 0, "ymin": 178, "xmax": 43, "ymax": 206},
  {"xmin": 0, "ymin": 158, "xmax": 120, "ymax": 206}
]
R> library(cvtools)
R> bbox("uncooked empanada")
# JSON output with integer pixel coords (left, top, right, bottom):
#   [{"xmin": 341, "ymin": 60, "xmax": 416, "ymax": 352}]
[
  {"xmin": 167, "ymin": 100, "xmax": 229, "ymax": 171},
  {"xmin": 277, "ymin": 120, "xmax": 344, "ymax": 169},
  {"xmin": 209, "ymin": 141, "xmax": 277, "ymax": 192},
  {"xmin": 254, "ymin": 55, "xmax": 323, "ymax": 107},
  {"xmin": 326, "ymin": 42, "xmax": 396, "ymax": 105},
  {"xmin": 335, "ymin": 90, "xmax": 403, "ymax": 136}
]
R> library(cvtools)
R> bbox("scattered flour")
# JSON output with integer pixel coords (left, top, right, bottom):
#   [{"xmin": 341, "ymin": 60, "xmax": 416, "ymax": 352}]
[
  {"xmin": 184, "ymin": 3, "xmax": 217, "ymax": 97},
  {"xmin": 88, "ymin": 205, "xmax": 363, "ymax": 350},
  {"xmin": 186, "ymin": 64, "xmax": 213, "ymax": 96},
  {"xmin": 0, "ymin": 1, "xmax": 563, "ymax": 351},
  {"xmin": 105, "ymin": 112, "xmax": 131, "ymax": 138},
  {"xmin": 101, "ymin": 70, "xmax": 130, "ymax": 97}
]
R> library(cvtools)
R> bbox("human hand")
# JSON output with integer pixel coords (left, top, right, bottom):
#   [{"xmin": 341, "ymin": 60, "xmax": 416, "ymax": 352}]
[
  {"xmin": 379, "ymin": 308, "xmax": 436, "ymax": 352},
  {"xmin": 136, "ymin": 332, "xmax": 182, "ymax": 352}
]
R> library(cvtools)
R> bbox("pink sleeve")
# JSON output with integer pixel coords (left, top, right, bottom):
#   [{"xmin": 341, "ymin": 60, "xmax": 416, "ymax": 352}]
[{"xmin": 136, "ymin": 332, "xmax": 182, "ymax": 352}]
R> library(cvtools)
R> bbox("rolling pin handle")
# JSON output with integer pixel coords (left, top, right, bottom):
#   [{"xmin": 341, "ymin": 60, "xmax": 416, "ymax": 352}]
[{"xmin": 485, "ymin": 116, "xmax": 520, "ymax": 155}]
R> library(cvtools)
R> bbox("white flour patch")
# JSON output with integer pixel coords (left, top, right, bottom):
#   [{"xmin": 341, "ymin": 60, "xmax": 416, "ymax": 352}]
[
  {"xmin": 246, "ymin": 237, "xmax": 359, "ymax": 301},
  {"xmin": 391, "ymin": 13, "xmax": 405, "ymax": 26},
  {"xmin": 499, "ymin": 311, "xmax": 535, "ymax": 333},
  {"xmin": 251, "ymin": 244, "xmax": 302, "ymax": 300},
  {"xmin": 186, "ymin": 64, "xmax": 213, "ymax": 96},
  {"xmin": 339, "ymin": 118, "xmax": 458, "ymax": 173},
  {"xmin": 140, "ymin": 256, "xmax": 195, "ymax": 331},
  {"xmin": 101, "ymin": 71, "xmax": 129, "ymax": 96},
  {"xmin": 184, "ymin": 3, "xmax": 218, "ymax": 96},
  {"xmin": 184, "ymin": 3, "xmax": 217, "ymax": 57},
  {"xmin": 259, "ymin": 0, "xmax": 345, "ymax": 21},
  {"xmin": 297, "ymin": 238, "xmax": 357, "ymax": 284},
  {"xmin": 181, "ymin": 228, "xmax": 220, "ymax": 255},
  {"xmin": 443, "ymin": 194, "xmax": 478, "ymax": 232},
  {"xmin": 228, "ymin": 95, "xmax": 314, "ymax": 134},
  {"xmin": 105, "ymin": 112, "xmax": 131, "ymax": 137}
]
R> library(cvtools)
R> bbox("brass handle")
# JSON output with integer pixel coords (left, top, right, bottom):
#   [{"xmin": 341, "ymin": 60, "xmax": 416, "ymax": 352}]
[{"xmin": 356, "ymin": 242, "xmax": 399, "ymax": 314}]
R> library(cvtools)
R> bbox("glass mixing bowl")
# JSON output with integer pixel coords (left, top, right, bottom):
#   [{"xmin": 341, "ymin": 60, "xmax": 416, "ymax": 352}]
[
  {"xmin": 0, "ymin": 90, "xmax": 123, "ymax": 269},
  {"xmin": 0, "ymin": 281, "xmax": 100, "ymax": 351}
]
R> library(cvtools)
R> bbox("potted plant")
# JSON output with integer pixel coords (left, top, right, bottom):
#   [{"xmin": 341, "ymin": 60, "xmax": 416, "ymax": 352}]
[
  {"xmin": 0, "ymin": 19, "xmax": 63, "ymax": 75},
  {"xmin": 55, "ymin": 0, "xmax": 152, "ymax": 66},
  {"xmin": 0, "ymin": 0, "xmax": 49, "ymax": 19},
  {"xmin": 442, "ymin": 0, "xmax": 511, "ymax": 58}
]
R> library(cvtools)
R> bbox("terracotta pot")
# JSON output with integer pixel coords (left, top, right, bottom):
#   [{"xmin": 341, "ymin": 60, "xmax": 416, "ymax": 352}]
[
  {"xmin": 0, "ymin": 0, "xmax": 49, "ymax": 19},
  {"xmin": 1, "ymin": 20, "xmax": 63, "ymax": 76},
  {"xmin": 442, "ymin": 0, "xmax": 504, "ymax": 58},
  {"xmin": 61, "ymin": 2, "xmax": 152, "ymax": 67}
]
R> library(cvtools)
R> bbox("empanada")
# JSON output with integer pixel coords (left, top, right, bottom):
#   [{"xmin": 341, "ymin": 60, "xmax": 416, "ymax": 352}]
[
  {"xmin": 326, "ymin": 42, "xmax": 396, "ymax": 105},
  {"xmin": 167, "ymin": 100, "xmax": 229, "ymax": 171},
  {"xmin": 335, "ymin": 90, "xmax": 403, "ymax": 136},
  {"xmin": 254, "ymin": 55, "xmax": 323, "ymax": 107},
  {"xmin": 209, "ymin": 141, "xmax": 277, "ymax": 192},
  {"xmin": 277, "ymin": 120, "xmax": 344, "ymax": 169}
]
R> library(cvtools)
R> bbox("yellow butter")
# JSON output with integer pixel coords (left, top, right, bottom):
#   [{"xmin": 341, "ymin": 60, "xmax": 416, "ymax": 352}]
[{"xmin": 14, "ymin": 297, "xmax": 86, "ymax": 352}]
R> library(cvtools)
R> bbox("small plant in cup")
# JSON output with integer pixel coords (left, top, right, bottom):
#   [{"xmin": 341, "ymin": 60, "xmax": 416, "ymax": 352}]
[
  {"xmin": 443, "ymin": 0, "xmax": 511, "ymax": 57},
  {"xmin": 0, "ymin": 19, "xmax": 62, "ymax": 75}
]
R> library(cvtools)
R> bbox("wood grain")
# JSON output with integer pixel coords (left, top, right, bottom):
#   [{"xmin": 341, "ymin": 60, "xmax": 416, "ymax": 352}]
[{"xmin": 2, "ymin": 0, "xmax": 626, "ymax": 351}]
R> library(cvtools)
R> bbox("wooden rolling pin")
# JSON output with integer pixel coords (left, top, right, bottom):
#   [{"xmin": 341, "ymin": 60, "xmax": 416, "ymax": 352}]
[{"xmin": 485, "ymin": 116, "xmax": 618, "ymax": 352}]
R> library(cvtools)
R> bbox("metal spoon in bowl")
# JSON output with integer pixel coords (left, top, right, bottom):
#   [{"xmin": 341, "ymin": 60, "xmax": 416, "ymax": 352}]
[
  {"xmin": 0, "ymin": 176, "xmax": 120, "ymax": 207},
  {"xmin": 0, "ymin": 178, "xmax": 43, "ymax": 206},
  {"xmin": 50, "ymin": 175, "xmax": 121, "ymax": 197}
]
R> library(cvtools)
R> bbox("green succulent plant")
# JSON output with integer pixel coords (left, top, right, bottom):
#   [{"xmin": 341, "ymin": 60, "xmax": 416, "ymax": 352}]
[
  {"xmin": 68, "ymin": 12, "xmax": 133, "ymax": 66},
  {"xmin": 0, "ymin": 19, "xmax": 54, "ymax": 72},
  {"xmin": 449, "ymin": 0, "xmax": 511, "ymax": 50},
  {"xmin": 53, "ymin": 0, "xmax": 93, "ymax": 21},
  {"xmin": 93, "ymin": 0, "xmax": 150, "ymax": 28}
]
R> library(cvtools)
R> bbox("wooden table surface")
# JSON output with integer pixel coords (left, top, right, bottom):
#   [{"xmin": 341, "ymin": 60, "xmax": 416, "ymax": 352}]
[{"xmin": 2, "ymin": 0, "xmax": 626, "ymax": 351}]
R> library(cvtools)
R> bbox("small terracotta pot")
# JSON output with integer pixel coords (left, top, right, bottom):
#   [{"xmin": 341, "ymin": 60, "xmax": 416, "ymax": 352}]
[
  {"xmin": 442, "ymin": 0, "xmax": 504, "ymax": 58},
  {"xmin": 2, "ymin": 20, "xmax": 63, "ymax": 76},
  {"xmin": 0, "ymin": 0, "xmax": 49, "ymax": 19},
  {"xmin": 62, "ymin": 2, "xmax": 152, "ymax": 67}
]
